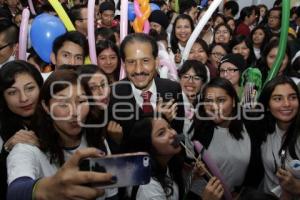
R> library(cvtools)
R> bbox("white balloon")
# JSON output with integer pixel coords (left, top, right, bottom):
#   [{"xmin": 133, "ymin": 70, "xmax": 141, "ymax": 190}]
[
  {"xmin": 119, "ymin": 0, "xmax": 128, "ymax": 79},
  {"xmin": 182, "ymin": 0, "xmax": 223, "ymax": 61}
]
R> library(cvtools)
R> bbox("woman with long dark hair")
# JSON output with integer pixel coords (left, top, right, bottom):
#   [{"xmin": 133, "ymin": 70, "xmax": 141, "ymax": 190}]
[
  {"xmin": 193, "ymin": 77, "xmax": 263, "ymax": 193},
  {"xmin": 6, "ymin": 70, "xmax": 117, "ymax": 200},
  {"xmin": 257, "ymin": 39, "xmax": 294, "ymax": 83},
  {"xmin": 258, "ymin": 76, "xmax": 300, "ymax": 198},
  {"xmin": 125, "ymin": 117, "xmax": 224, "ymax": 200},
  {"xmin": 250, "ymin": 26, "xmax": 270, "ymax": 61},
  {"xmin": 170, "ymin": 14, "xmax": 194, "ymax": 66},
  {"xmin": 0, "ymin": 60, "xmax": 43, "ymax": 199}
]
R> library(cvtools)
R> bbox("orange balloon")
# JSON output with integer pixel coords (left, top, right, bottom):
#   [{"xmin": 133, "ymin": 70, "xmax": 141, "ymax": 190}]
[{"xmin": 133, "ymin": 0, "xmax": 151, "ymax": 33}]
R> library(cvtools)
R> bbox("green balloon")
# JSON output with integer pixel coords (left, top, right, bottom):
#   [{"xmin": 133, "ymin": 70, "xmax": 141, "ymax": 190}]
[{"xmin": 263, "ymin": 0, "xmax": 290, "ymax": 86}]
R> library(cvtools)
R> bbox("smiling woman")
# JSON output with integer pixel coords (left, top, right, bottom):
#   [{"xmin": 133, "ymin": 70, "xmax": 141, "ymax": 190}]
[
  {"xmin": 258, "ymin": 76, "xmax": 300, "ymax": 197},
  {"xmin": 0, "ymin": 60, "xmax": 43, "ymax": 199},
  {"xmin": 170, "ymin": 14, "xmax": 194, "ymax": 66},
  {"xmin": 96, "ymin": 40, "xmax": 120, "ymax": 84},
  {"xmin": 193, "ymin": 77, "xmax": 264, "ymax": 193}
]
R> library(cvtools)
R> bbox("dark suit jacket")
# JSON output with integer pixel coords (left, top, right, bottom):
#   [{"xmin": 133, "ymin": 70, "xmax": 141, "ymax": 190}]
[{"xmin": 108, "ymin": 77, "xmax": 185, "ymax": 143}]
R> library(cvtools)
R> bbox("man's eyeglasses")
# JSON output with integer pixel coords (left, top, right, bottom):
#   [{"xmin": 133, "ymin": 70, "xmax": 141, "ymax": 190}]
[
  {"xmin": 0, "ymin": 43, "xmax": 13, "ymax": 51},
  {"xmin": 219, "ymin": 68, "xmax": 239, "ymax": 74},
  {"xmin": 182, "ymin": 74, "xmax": 202, "ymax": 81}
]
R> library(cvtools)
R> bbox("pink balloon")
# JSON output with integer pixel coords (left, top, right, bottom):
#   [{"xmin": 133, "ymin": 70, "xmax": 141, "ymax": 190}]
[
  {"xmin": 193, "ymin": 141, "xmax": 233, "ymax": 200},
  {"xmin": 28, "ymin": 0, "xmax": 36, "ymax": 15},
  {"xmin": 18, "ymin": 8, "xmax": 30, "ymax": 61},
  {"xmin": 159, "ymin": 59, "xmax": 178, "ymax": 80},
  {"xmin": 143, "ymin": 20, "xmax": 150, "ymax": 34},
  {"xmin": 119, "ymin": 0, "xmax": 128, "ymax": 79},
  {"xmin": 87, "ymin": 0, "xmax": 97, "ymax": 64},
  {"xmin": 134, "ymin": 0, "xmax": 142, "ymax": 17}
]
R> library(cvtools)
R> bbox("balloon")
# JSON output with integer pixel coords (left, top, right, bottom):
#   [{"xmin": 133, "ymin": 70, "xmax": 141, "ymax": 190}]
[
  {"xmin": 134, "ymin": 0, "xmax": 142, "ymax": 18},
  {"xmin": 28, "ymin": 0, "xmax": 36, "ymax": 15},
  {"xmin": 150, "ymin": 3, "xmax": 160, "ymax": 11},
  {"xmin": 157, "ymin": 42, "xmax": 178, "ymax": 81},
  {"xmin": 30, "ymin": 14, "xmax": 66, "ymax": 63},
  {"xmin": 133, "ymin": 0, "xmax": 151, "ymax": 33},
  {"xmin": 128, "ymin": 2, "xmax": 136, "ymax": 21},
  {"xmin": 182, "ymin": 0, "xmax": 222, "ymax": 62},
  {"xmin": 200, "ymin": 0, "xmax": 209, "ymax": 8},
  {"xmin": 120, "ymin": 0, "xmax": 129, "ymax": 80},
  {"xmin": 193, "ymin": 141, "xmax": 233, "ymax": 200},
  {"xmin": 143, "ymin": 20, "xmax": 150, "ymax": 34},
  {"xmin": 48, "ymin": 0, "xmax": 76, "ymax": 31},
  {"xmin": 18, "ymin": 8, "xmax": 30, "ymax": 61},
  {"xmin": 175, "ymin": 0, "xmax": 179, "ymax": 13},
  {"xmin": 263, "ymin": 0, "xmax": 290, "ymax": 86},
  {"xmin": 87, "ymin": 0, "xmax": 97, "ymax": 64}
]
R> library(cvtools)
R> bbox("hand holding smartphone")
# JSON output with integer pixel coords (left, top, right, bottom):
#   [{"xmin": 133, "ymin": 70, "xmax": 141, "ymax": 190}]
[{"xmin": 80, "ymin": 152, "xmax": 151, "ymax": 189}]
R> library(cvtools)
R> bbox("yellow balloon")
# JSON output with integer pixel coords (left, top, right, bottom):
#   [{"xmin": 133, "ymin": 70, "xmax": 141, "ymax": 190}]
[
  {"xmin": 49, "ymin": 0, "xmax": 76, "ymax": 31},
  {"xmin": 49, "ymin": 0, "xmax": 91, "ymax": 63},
  {"xmin": 84, "ymin": 56, "xmax": 91, "ymax": 64}
]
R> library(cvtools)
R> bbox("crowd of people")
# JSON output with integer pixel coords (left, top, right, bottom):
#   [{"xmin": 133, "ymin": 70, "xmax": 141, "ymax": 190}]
[{"xmin": 0, "ymin": 0, "xmax": 300, "ymax": 199}]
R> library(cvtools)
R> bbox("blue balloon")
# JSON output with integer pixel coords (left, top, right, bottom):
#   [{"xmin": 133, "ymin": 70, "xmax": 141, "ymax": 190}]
[
  {"xmin": 150, "ymin": 3, "xmax": 160, "ymax": 12},
  {"xmin": 200, "ymin": 0, "xmax": 208, "ymax": 8},
  {"xmin": 30, "ymin": 13, "xmax": 66, "ymax": 63},
  {"xmin": 128, "ymin": 2, "xmax": 136, "ymax": 21}
]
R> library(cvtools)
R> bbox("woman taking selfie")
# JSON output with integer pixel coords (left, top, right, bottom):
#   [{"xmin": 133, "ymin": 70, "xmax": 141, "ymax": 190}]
[{"xmin": 6, "ymin": 70, "xmax": 117, "ymax": 200}]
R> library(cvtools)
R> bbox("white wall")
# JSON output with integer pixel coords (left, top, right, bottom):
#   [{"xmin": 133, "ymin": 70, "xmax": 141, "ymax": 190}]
[
  {"xmin": 233, "ymin": 0, "xmax": 275, "ymax": 18},
  {"xmin": 253, "ymin": 0, "xmax": 275, "ymax": 8}
]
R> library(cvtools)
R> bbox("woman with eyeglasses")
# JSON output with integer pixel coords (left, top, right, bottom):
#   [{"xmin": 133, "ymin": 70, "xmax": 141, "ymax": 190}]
[
  {"xmin": 208, "ymin": 43, "xmax": 230, "ymax": 78},
  {"xmin": 192, "ymin": 77, "xmax": 263, "ymax": 195},
  {"xmin": 76, "ymin": 64, "xmax": 123, "ymax": 149},
  {"xmin": 218, "ymin": 53, "xmax": 246, "ymax": 96},
  {"xmin": 257, "ymin": 76, "xmax": 300, "ymax": 199},
  {"xmin": 178, "ymin": 60, "xmax": 208, "ymax": 158}
]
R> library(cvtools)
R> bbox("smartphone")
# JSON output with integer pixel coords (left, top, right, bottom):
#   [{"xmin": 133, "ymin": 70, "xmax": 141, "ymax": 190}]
[{"xmin": 79, "ymin": 152, "xmax": 151, "ymax": 189}]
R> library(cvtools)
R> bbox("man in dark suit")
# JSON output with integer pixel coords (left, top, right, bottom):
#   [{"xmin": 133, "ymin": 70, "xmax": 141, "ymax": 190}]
[{"xmin": 107, "ymin": 33, "xmax": 184, "ymax": 144}]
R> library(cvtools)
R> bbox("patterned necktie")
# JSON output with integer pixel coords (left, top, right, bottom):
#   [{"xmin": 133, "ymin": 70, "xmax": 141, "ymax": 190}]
[
  {"xmin": 141, "ymin": 91, "xmax": 153, "ymax": 113},
  {"xmin": 185, "ymin": 105, "xmax": 194, "ymax": 120}
]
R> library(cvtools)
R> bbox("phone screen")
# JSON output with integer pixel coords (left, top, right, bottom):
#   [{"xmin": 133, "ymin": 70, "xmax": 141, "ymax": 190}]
[{"xmin": 80, "ymin": 152, "xmax": 151, "ymax": 189}]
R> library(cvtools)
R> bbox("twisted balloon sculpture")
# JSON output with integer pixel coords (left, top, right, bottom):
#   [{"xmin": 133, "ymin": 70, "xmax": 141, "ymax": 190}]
[{"xmin": 133, "ymin": 0, "xmax": 151, "ymax": 33}]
